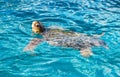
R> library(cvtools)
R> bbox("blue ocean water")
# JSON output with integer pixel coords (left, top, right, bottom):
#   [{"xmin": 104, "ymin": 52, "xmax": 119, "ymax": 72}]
[{"xmin": 0, "ymin": 0, "xmax": 120, "ymax": 77}]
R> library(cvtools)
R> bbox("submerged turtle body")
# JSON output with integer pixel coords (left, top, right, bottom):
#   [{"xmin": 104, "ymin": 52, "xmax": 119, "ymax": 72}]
[{"xmin": 42, "ymin": 29, "xmax": 106, "ymax": 50}]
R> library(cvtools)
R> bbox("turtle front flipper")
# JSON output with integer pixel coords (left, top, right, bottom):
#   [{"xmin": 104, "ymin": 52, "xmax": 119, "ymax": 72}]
[
  {"xmin": 23, "ymin": 38, "xmax": 42, "ymax": 52},
  {"xmin": 80, "ymin": 48, "xmax": 93, "ymax": 57}
]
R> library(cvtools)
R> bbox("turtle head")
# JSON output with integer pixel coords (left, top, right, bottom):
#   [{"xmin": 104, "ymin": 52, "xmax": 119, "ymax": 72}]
[{"xmin": 32, "ymin": 21, "xmax": 45, "ymax": 34}]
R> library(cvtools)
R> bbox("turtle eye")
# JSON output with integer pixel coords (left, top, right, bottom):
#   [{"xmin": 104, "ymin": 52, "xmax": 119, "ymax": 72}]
[{"xmin": 36, "ymin": 24, "xmax": 40, "ymax": 27}]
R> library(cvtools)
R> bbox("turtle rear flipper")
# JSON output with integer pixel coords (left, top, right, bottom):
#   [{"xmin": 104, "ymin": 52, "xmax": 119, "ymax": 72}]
[
  {"xmin": 98, "ymin": 40, "xmax": 109, "ymax": 49},
  {"xmin": 80, "ymin": 48, "xmax": 93, "ymax": 57},
  {"xmin": 23, "ymin": 38, "xmax": 42, "ymax": 52},
  {"xmin": 93, "ymin": 32, "xmax": 105, "ymax": 38}
]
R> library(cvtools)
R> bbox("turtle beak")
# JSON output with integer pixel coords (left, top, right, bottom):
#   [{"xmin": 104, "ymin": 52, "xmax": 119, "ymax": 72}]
[{"xmin": 32, "ymin": 27, "xmax": 41, "ymax": 34}]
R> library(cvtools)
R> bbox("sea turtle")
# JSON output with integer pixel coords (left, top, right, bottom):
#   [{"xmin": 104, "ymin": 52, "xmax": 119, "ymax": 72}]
[{"xmin": 24, "ymin": 21, "xmax": 108, "ymax": 57}]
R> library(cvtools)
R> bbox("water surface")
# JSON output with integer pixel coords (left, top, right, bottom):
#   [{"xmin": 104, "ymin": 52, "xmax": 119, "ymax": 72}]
[{"xmin": 0, "ymin": 0, "xmax": 120, "ymax": 77}]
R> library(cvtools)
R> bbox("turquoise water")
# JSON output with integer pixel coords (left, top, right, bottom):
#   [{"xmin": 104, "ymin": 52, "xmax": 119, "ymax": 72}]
[{"xmin": 0, "ymin": 0, "xmax": 120, "ymax": 77}]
